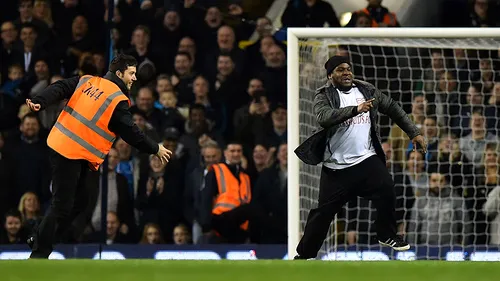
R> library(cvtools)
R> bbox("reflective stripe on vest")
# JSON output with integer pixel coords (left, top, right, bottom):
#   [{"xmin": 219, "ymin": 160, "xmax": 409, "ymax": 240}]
[
  {"xmin": 213, "ymin": 164, "xmax": 251, "ymax": 205},
  {"xmin": 212, "ymin": 164, "xmax": 251, "ymax": 215},
  {"xmin": 215, "ymin": 164, "xmax": 227, "ymax": 193},
  {"xmin": 53, "ymin": 122, "xmax": 106, "ymax": 159},
  {"xmin": 55, "ymin": 90, "xmax": 123, "ymax": 153}
]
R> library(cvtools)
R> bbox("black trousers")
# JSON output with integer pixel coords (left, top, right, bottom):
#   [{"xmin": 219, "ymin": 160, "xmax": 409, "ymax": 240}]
[
  {"xmin": 296, "ymin": 155, "xmax": 397, "ymax": 258},
  {"xmin": 211, "ymin": 203, "xmax": 286, "ymax": 244},
  {"xmin": 30, "ymin": 149, "xmax": 99, "ymax": 258}
]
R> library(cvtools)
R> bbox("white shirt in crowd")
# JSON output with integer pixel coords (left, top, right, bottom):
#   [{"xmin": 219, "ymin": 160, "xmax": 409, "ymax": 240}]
[{"xmin": 323, "ymin": 86, "xmax": 376, "ymax": 170}]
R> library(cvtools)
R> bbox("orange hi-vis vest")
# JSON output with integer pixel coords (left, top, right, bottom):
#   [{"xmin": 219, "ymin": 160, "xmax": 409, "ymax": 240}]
[
  {"xmin": 357, "ymin": 8, "xmax": 397, "ymax": 27},
  {"xmin": 47, "ymin": 75, "xmax": 130, "ymax": 171},
  {"xmin": 212, "ymin": 163, "xmax": 251, "ymax": 230}
]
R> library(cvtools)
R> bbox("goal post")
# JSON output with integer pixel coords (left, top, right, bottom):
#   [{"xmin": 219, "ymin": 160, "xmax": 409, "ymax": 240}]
[{"xmin": 287, "ymin": 28, "xmax": 500, "ymax": 260}]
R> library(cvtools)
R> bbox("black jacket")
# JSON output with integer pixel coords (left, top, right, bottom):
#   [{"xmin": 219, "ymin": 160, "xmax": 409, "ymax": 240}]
[
  {"xmin": 31, "ymin": 72, "xmax": 158, "ymax": 155},
  {"xmin": 295, "ymin": 79, "xmax": 421, "ymax": 165}
]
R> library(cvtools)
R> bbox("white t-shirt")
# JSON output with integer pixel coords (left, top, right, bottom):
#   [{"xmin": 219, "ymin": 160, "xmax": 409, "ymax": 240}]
[{"xmin": 323, "ymin": 86, "xmax": 376, "ymax": 170}]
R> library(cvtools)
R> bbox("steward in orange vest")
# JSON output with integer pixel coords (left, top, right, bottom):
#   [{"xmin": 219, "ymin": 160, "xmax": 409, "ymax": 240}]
[
  {"xmin": 198, "ymin": 142, "xmax": 254, "ymax": 243},
  {"xmin": 25, "ymin": 54, "xmax": 172, "ymax": 259},
  {"xmin": 212, "ymin": 163, "xmax": 252, "ymax": 229},
  {"xmin": 347, "ymin": 1, "xmax": 399, "ymax": 27}
]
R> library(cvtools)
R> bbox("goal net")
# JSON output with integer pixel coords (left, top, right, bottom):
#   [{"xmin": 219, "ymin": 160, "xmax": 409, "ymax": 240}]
[{"xmin": 287, "ymin": 28, "xmax": 500, "ymax": 261}]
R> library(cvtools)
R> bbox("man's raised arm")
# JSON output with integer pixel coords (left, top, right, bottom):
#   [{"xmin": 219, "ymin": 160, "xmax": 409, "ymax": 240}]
[{"xmin": 29, "ymin": 76, "xmax": 80, "ymax": 110}]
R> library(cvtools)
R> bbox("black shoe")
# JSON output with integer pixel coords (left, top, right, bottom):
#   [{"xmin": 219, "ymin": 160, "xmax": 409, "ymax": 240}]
[
  {"xmin": 294, "ymin": 255, "xmax": 315, "ymax": 260},
  {"xmin": 378, "ymin": 236, "xmax": 410, "ymax": 251}
]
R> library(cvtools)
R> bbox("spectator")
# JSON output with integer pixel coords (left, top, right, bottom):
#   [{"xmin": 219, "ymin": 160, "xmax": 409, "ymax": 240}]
[
  {"xmin": 452, "ymin": 49, "xmax": 473, "ymax": 92},
  {"xmin": 192, "ymin": 75, "xmax": 226, "ymax": 134},
  {"xmin": 468, "ymin": 0, "xmax": 500, "ymax": 27},
  {"xmin": 388, "ymin": 93, "xmax": 427, "ymax": 165},
  {"xmin": 182, "ymin": 4, "xmax": 223, "ymax": 52},
  {"xmin": 1, "ymin": 21, "xmax": 20, "ymax": 79},
  {"xmin": 281, "ymin": 0, "xmax": 340, "ymax": 28},
  {"xmin": 135, "ymin": 146, "xmax": 186, "ymax": 243},
  {"xmin": 405, "ymin": 151, "xmax": 428, "ymax": 196},
  {"xmin": 177, "ymin": 36, "xmax": 199, "ymax": 72},
  {"xmin": 33, "ymin": 0, "xmax": 54, "ymax": 29},
  {"xmin": 0, "ymin": 210, "xmax": 27, "ymax": 245},
  {"xmin": 233, "ymin": 80, "xmax": 266, "ymax": 150},
  {"xmin": 408, "ymin": 172, "xmax": 470, "ymax": 246},
  {"xmin": 431, "ymin": 70, "xmax": 461, "ymax": 128},
  {"xmin": 347, "ymin": 0, "xmax": 400, "ymax": 27},
  {"xmin": 459, "ymin": 111, "xmax": 498, "ymax": 167},
  {"xmin": 252, "ymin": 143, "xmax": 288, "ymax": 244},
  {"xmin": 1, "ymin": 64, "xmax": 24, "ymax": 98},
  {"xmin": 178, "ymin": 104, "xmax": 225, "ymax": 172},
  {"xmin": 184, "ymin": 141, "xmax": 222, "ymax": 244},
  {"xmin": 62, "ymin": 15, "xmax": 94, "ymax": 75},
  {"xmin": 18, "ymin": 191, "xmax": 42, "ymax": 232},
  {"xmin": 204, "ymin": 25, "xmax": 246, "ymax": 80},
  {"xmin": 256, "ymin": 103, "xmax": 287, "ymax": 150},
  {"xmin": 155, "ymin": 74, "xmax": 173, "ymax": 93},
  {"xmin": 466, "ymin": 142, "xmax": 500, "ymax": 245},
  {"xmin": 471, "ymin": 55, "xmax": 498, "ymax": 93},
  {"xmin": 125, "ymin": 25, "xmax": 161, "ymax": 72},
  {"xmin": 430, "ymin": 133, "xmax": 473, "ymax": 194},
  {"xmin": 199, "ymin": 141, "xmax": 252, "ymax": 243},
  {"xmin": 157, "ymin": 90, "xmax": 186, "ymax": 133},
  {"xmin": 258, "ymin": 44, "xmax": 287, "ymax": 105},
  {"xmin": 245, "ymin": 143, "xmax": 274, "ymax": 186},
  {"xmin": 451, "ymin": 84, "xmax": 495, "ymax": 137},
  {"xmin": 85, "ymin": 211, "xmax": 135, "ymax": 244},
  {"xmin": 130, "ymin": 86, "xmax": 165, "ymax": 136},
  {"xmin": 14, "ymin": 0, "xmax": 50, "ymax": 47},
  {"xmin": 420, "ymin": 49, "xmax": 446, "ymax": 94},
  {"xmin": 89, "ymin": 148, "xmax": 134, "ymax": 235},
  {"xmin": 17, "ymin": 23, "xmax": 48, "ymax": 75},
  {"xmin": 139, "ymin": 223, "xmax": 164, "ymax": 244},
  {"xmin": 27, "ymin": 59, "xmax": 51, "ymax": 99},
  {"xmin": 171, "ymin": 52, "xmax": 196, "ymax": 105},
  {"xmin": 114, "ymin": 138, "xmax": 141, "ymax": 200},
  {"xmin": 4, "ymin": 113, "xmax": 51, "ymax": 204},
  {"xmin": 408, "ymin": 116, "xmax": 440, "ymax": 162},
  {"xmin": 173, "ymin": 223, "xmax": 191, "ymax": 245}
]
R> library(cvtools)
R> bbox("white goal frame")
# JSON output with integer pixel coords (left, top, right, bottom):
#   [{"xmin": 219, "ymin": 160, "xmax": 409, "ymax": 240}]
[{"xmin": 286, "ymin": 28, "xmax": 500, "ymax": 260}]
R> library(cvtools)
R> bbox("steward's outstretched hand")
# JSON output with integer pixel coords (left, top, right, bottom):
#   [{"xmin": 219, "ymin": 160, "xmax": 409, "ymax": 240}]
[{"xmin": 155, "ymin": 144, "xmax": 173, "ymax": 165}]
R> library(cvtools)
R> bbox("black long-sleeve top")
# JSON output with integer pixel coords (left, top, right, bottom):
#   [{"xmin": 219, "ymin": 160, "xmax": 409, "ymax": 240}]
[{"xmin": 31, "ymin": 72, "xmax": 158, "ymax": 155}]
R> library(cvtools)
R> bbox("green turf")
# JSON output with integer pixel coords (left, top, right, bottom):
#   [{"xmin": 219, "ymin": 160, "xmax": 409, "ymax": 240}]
[{"xmin": 1, "ymin": 260, "xmax": 500, "ymax": 281}]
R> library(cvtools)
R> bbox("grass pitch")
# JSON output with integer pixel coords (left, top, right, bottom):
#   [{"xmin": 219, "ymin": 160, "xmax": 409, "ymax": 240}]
[{"xmin": 1, "ymin": 260, "xmax": 500, "ymax": 281}]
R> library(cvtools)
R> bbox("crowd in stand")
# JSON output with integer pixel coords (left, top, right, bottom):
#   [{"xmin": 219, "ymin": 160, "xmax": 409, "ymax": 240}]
[{"xmin": 0, "ymin": 0, "xmax": 500, "ymax": 248}]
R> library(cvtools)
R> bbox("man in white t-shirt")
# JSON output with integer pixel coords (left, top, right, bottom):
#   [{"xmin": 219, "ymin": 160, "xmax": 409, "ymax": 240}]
[{"xmin": 294, "ymin": 56, "xmax": 427, "ymax": 260}]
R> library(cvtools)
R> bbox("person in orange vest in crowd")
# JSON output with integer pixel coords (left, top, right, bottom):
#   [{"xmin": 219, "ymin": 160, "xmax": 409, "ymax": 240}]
[
  {"xmin": 198, "ymin": 140, "xmax": 279, "ymax": 244},
  {"xmin": 347, "ymin": 0, "xmax": 400, "ymax": 27},
  {"xmin": 25, "ymin": 54, "xmax": 172, "ymax": 258}
]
